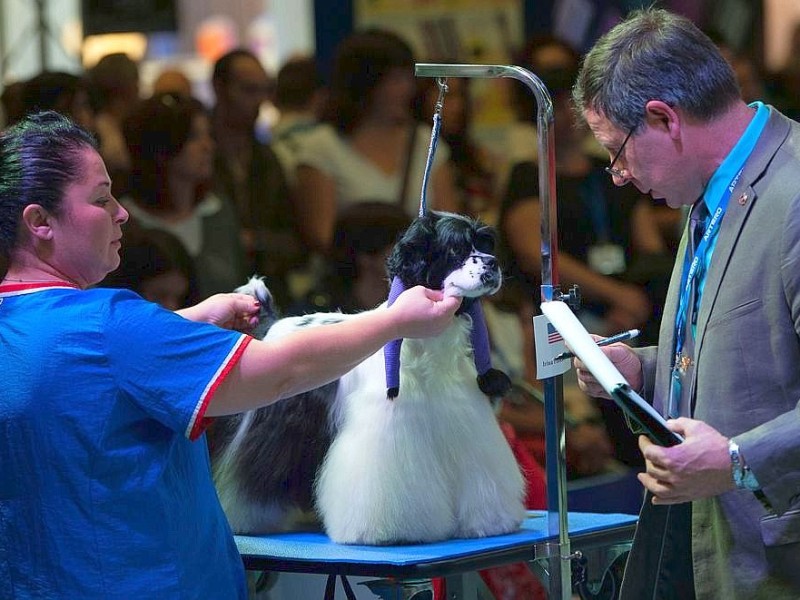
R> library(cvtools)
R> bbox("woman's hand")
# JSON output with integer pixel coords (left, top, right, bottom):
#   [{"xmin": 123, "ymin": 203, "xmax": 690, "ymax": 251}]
[
  {"xmin": 388, "ymin": 286, "xmax": 463, "ymax": 339},
  {"xmin": 176, "ymin": 293, "xmax": 262, "ymax": 332}
]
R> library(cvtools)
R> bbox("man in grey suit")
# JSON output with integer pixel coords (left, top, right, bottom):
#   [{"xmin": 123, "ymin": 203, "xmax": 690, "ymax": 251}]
[{"xmin": 571, "ymin": 8, "xmax": 800, "ymax": 599}]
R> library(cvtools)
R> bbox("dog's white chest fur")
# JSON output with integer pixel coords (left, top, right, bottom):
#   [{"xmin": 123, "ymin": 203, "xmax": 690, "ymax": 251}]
[{"xmin": 316, "ymin": 315, "xmax": 525, "ymax": 544}]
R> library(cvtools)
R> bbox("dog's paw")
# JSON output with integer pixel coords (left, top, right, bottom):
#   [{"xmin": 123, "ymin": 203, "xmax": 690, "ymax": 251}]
[
  {"xmin": 477, "ymin": 368, "xmax": 512, "ymax": 399},
  {"xmin": 387, "ymin": 386, "xmax": 399, "ymax": 399}
]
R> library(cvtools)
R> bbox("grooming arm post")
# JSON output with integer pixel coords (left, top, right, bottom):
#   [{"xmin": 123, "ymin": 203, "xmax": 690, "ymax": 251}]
[{"xmin": 415, "ymin": 63, "xmax": 571, "ymax": 600}]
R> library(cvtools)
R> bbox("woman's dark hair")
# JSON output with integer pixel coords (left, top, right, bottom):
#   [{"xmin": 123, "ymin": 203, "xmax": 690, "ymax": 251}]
[
  {"xmin": 513, "ymin": 35, "xmax": 581, "ymax": 122},
  {"xmin": 304, "ymin": 202, "xmax": 410, "ymax": 312},
  {"xmin": 322, "ymin": 29, "xmax": 415, "ymax": 134},
  {"xmin": 331, "ymin": 202, "xmax": 411, "ymax": 281},
  {"xmin": 88, "ymin": 52, "xmax": 139, "ymax": 111},
  {"xmin": 22, "ymin": 72, "xmax": 88, "ymax": 116},
  {"xmin": 212, "ymin": 48, "xmax": 260, "ymax": 86},
  {"xmin": 123, "ymin": 92, "xmax": 208, "ymax": 211},
  {"xmin": 0, "ymin": 110, "xmax": 97, "ymax": 258}
]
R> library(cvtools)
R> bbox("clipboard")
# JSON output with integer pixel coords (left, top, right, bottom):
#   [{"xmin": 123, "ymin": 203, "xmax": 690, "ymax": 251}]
[{"xmin": 540, "ymin": 300, "xmax": 683, "ymax": 447}]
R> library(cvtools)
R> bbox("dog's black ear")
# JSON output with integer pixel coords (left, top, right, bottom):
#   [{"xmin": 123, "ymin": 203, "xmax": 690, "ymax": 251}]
[
  {"xmin": 477, "ymin": 368, "xmax": 512, "ymax": 399},
  {"xmin": 386, "ymin": 214, "xmax": 438, "ymax": 286},
  {"xmin": 473, "ymin": 225, "xmax": 497, "ymax": 255}
]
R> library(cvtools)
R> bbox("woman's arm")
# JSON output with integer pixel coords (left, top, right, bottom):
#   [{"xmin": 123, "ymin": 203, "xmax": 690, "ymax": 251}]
[
  {"xmin": 631, "ymin": 198, "xmax": 669, "ymax": 254},
  {"xmin": 504, "ymin": 198, "xmax": 651, "ymax": 331},
  {"xmin": 207, "ymin": 286, "xmax": 462, "ymax": 415}
]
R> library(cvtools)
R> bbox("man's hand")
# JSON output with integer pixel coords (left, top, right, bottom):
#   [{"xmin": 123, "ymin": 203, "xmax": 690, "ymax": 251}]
[
  {"xmin": 638, "ymin": 418, "xmax": 735, "ymax": 504},
  {"xmin": 574, "ymin": 341, "xmax": 644, "ymax": 399}
]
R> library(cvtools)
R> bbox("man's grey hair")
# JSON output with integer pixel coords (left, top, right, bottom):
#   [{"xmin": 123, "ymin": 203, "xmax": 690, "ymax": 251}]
[{"xmin": 572, "ymin": 8, "xmax": 741, "ymax": 132}]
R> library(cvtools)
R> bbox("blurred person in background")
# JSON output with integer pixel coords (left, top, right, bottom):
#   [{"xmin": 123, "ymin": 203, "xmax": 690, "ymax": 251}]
[
  {"xmin": 122, "ymin": 92, "xmax": 247, "ymax": 298},
  {"xmin": 1, "ymin": 80, "xmax": 27, "ymax": 128},
  {"xmin": 99, "ymin": 226, "xmax": 199, "ymax": 311},
  {"xmin": 271, "ymin": 55, "xmax": 327, "ymax": 188},
  {"xmin": 292, "ymin": 29, "xmax": 459, "ymax": 256},
  {"xmin": 152, "ymin": 67, "xmax": 193, "ymax": 98},
  {"xmin": 414, "ymin": 75, "xmax": 499, "ymax": 222},
  {"xmin": 500, "ymin": 35, "xmax": 668, "ymax": 344},
  {"xmin": 20, "ymin": 71, "xmax": 95, "ymax": 133},
  {"xmin": 211, "ymin": 48, "xmax": 305, "ymax": 308},
  {"xmin": 287, "ymin": 202, "xmax": 410, "ymax": 316},
  {"xmin": 88, "ymin": 52, "xmax": 140, "ymax": 196},
  {"xmin": 770, "ymin": 21, "xmax": 800, "ymax": 122}
]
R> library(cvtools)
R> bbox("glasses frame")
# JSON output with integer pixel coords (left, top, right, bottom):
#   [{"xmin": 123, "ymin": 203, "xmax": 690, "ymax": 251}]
[{"xmin": 604, "ymin": 127, "xmax": 634, "ymax": 178}]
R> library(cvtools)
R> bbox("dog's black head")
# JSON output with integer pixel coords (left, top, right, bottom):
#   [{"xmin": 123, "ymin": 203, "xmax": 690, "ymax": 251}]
[
  {"xmin": 385, "ymin": 211, "xmax": 501, "ymax": 298},
  {"xmin": 383, "ymin": 211, "xmax": 510, "ymax": 399}
]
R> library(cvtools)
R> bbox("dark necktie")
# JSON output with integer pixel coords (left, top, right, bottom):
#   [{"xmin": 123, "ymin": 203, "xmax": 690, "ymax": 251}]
[
  {"xmin": 686, "ymin": 201, "xmax": 709, "ymax": 329},
  {"xmin": 670, "ymin": 201, "xmax": 708, "ymax": 417}
]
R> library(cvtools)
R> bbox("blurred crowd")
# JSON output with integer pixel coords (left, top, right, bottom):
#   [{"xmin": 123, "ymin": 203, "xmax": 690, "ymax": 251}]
[{"xmin": 1, "ymin": 23, "xmax": 793, "ymax": 494}]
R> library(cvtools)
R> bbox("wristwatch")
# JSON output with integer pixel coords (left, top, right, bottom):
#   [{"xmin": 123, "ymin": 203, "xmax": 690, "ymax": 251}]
[{"xmin": 728, "ymin": 439, "xmax": 761, "ymax": 491}]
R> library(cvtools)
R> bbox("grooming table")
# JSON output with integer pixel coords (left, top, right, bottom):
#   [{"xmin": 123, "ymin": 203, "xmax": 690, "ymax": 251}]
[{"xmin": 235, "ymin": 511, "xmax": 637, "ymax": 599}]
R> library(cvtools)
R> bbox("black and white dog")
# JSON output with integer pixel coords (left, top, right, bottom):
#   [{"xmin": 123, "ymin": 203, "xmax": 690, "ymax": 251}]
[{"xmin": 211, "ymin": 212, "xmax": 526, "ymax": 545}]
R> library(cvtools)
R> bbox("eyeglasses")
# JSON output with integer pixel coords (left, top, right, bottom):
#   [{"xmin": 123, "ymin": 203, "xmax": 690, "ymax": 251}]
[{"xmin": 604, "ymin": 127, "xmax": 634, "ymax": 179}]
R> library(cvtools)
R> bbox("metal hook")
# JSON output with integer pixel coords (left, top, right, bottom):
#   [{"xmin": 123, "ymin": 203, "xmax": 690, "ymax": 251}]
[{"xmin": 434, "ymin": 77, "xmax": 449, "ymax": 115}]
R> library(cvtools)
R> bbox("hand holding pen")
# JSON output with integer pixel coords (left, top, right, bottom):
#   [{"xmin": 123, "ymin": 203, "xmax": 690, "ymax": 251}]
[{"xmin": 555, "ymin": 328, "xmax": 640, "ymax": 361}]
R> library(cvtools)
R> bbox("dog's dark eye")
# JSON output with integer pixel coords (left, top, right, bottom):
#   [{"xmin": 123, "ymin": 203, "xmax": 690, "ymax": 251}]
[{"xmin": 474, "ymin": 231, "xmax": 495, "ymax": 254}]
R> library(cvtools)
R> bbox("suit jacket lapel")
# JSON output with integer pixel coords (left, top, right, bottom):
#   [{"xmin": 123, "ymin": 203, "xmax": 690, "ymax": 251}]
[{"xmin": 693, "ymin": 109, "xmax": 791, "ymax": 387}]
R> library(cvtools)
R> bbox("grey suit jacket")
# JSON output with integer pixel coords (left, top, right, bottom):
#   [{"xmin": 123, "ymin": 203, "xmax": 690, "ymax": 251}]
[{"xmin": 622, "ymin": 107, "xmax": 800, "ymax": 599}]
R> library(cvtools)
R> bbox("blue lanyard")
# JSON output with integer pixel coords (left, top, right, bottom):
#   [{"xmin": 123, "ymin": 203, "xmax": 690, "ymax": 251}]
[{"xmin": 673, "ymin": 168, "xmax": 742, "ymax": 359}]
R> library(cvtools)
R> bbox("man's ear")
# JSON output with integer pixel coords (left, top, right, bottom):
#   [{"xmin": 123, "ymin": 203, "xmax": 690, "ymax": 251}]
[
  {"xmin": 644, "ymin": 100, "xmax": 681, "ymax": 139},
  {"xmin": 21, "ymin": 204, "xmax": 54, "ymax": 241}
]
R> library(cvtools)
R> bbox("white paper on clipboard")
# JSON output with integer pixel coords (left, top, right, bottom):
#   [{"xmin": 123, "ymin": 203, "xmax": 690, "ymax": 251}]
[{"xmin": 540, "ymin": 300, "xmax": 682, "ymax": 446}]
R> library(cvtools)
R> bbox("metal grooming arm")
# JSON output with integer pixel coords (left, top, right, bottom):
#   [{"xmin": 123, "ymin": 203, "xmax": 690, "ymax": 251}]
[{"xmin": 415, "ymin": 63, "xmax": 572, "ymax": 600}]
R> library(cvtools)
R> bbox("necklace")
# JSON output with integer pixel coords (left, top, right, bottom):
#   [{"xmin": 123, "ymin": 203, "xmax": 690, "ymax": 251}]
[
  {"xmin": 2, "ymin": 277, "xmax": 66, "ymax": 283},
  {"xmin": 1, "ymin": 277, "xmax": 78, "ymax": 287}
]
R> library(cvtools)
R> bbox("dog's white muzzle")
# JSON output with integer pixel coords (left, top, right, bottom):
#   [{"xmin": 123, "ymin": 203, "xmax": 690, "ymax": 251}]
[{"xmin": 442, "ymin": 251, "xmax": 502, "ymax": 298}]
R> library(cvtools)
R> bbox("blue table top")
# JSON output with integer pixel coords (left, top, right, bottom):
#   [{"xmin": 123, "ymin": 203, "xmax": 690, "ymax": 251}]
[{"xmin": 235, "ymin": 510, "xmax": 638, "ymax": 578}]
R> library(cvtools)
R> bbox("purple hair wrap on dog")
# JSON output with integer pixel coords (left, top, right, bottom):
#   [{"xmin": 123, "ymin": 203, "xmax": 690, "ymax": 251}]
[
  {"xmin": 384, "ymin": 276, "xmax": 406, "ymax": 398},
  {"xmin": 384, "ymin": 275, "xmax": 501, "ymax": 399},
  {"xmin": 466, "ymin": 301, "xmax": 492, "ymax": 376}
]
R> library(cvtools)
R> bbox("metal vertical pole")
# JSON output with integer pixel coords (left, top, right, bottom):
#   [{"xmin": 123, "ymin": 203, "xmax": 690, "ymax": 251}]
[
  {"xmin": 415, "ymin": 63, "xmax": 570, "ymax": 600},
  {"xmin": 0, "ymin": 0, "xmax": 6, "ymax": 84},
  {"xmin": 34, "ymin": 0, "xmax": 48, "ymax": 71}
]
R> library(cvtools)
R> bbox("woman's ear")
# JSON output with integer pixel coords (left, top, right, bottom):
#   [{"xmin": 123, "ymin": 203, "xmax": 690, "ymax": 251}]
[{"xmin": 21, "ymin": 204, "xmax": 54, "ymax": 241}]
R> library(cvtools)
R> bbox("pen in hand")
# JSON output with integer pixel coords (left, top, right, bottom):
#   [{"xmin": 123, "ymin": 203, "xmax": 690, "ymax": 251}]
[{"xmin": 554, "ymin": 328, "xmax": 640, "ymax": 361}]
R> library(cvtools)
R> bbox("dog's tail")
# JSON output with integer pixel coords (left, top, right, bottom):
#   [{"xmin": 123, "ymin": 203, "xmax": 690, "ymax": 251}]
[{"xmin": 235, "ymin": 276, "xmax": 278, "ymax": 340}]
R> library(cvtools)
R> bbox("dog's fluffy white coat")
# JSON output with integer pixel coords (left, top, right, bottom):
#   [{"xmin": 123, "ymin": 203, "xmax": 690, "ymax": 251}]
[
  {"xmin": 316, "ymin": 312, "xmax": 524, "ymax": 544},
  {"xmin": 213, "ymin": 212, "xmax": 525, "ymax": 544}
]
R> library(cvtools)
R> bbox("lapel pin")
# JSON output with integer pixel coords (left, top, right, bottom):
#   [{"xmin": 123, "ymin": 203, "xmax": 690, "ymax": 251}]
[{"xmin": 738, "ymin": 192, "xmax": 749, "ymax": 206}]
